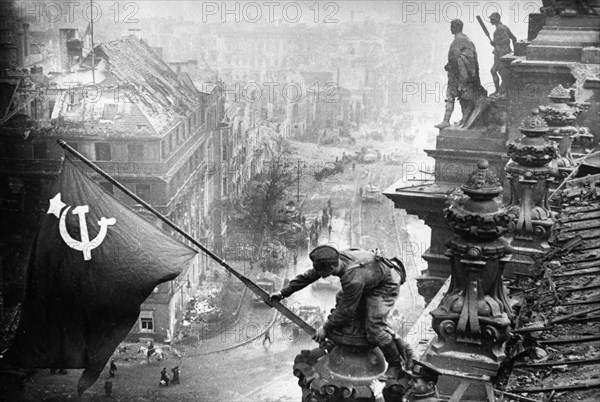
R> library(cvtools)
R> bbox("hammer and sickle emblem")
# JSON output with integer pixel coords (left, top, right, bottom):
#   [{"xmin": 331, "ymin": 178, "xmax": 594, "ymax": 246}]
[{"xmin": 59, "ymin": 205, "xmax": 116, "ymax": 261}]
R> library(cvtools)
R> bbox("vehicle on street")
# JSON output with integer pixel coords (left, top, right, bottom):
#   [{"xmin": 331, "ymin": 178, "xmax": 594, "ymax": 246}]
[
  {"xmin": 258, "ymin": 240, "xmax": 288, "ymax": 273},
  {"xmin": 386, "ymin": 150, "xmax": 404, "ymax": 165},
  {"xmin": 253, "ymin": 276, "xmax": 276, "ymax": 306},
  {"xmin": 297, "ymin": 305, "xmax": 326, "ymax": 328},
  {"xmin": 360, "ymin": 148, "xmax": 378, "ymax": 164},
  {"xmin": 361, "ymin": 183, "xmax": 383, "ymax": 203},
  {"xmin": 279, "ymin": 301, "xmax": 300, "ymax": 326}
]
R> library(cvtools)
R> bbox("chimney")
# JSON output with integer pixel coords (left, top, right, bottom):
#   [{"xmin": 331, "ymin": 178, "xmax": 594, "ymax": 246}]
[
  {"xmin": 59, "ymin": 28, "xmax": 78, "ymax": 72},
  {"xmin": 22, "ymin": 23, "xmax": 30, "ymax": 57},
  {"xmin": 16, "ymin": 28, "xmax": 24, "ymax": 67},
  {"xmin": 128, "ymin": 28, "xmax": 142, "ymax": 41}
]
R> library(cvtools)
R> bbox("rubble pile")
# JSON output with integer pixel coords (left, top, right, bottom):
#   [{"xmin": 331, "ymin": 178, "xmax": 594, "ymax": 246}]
[
  {"xmin": 556, "ymin": 174, "xmax": 600, "ymax": 207},
  {"xmin": 176, "ymin": 284, "xmax": 228, "ymax": 340},
  {"xmin": 501, "ymin": 176, "xmax": 600, "ymax": 401}
]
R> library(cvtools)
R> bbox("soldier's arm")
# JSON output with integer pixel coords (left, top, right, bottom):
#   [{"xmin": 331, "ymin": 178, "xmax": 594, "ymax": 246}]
[
  {"xmin": 280, "ymin": 269, "xmax": 321, "ymax": 297},
  {"xmin": 323, "ymin": 281, "xmax": 365, "ymax": 332}
]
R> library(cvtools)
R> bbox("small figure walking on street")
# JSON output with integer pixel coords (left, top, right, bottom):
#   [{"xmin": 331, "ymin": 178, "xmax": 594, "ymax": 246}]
[
  {"xmin": 109, "ymin": 359, "xmax": 117, "ymax": 378},
  {"xmin": 160, "ymin": 367, "xmax": 170, "ymax": 386},
  {"xmin": 104, "ymin": 380, "xmax": 113, "ymax": 398},
  {"xmin": 263, "ymin": 328, "xmax": 272, "ymax": 346},
  {"xmin": 171, "ymin": 366, "xmax": 180, "ymax": 385},
  {"xmin": 328, "ymin": 224, "xmax": 332, "ymax": 240},
  {"xmin": 147, "ymin": 340, "xmax": 156, "ymax": 363},
  {"xmin": 293, "ymin": 253, "xmax": 298, "ymax": 266}
]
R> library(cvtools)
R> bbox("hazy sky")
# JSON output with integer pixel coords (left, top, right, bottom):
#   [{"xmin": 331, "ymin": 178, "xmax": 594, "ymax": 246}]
[
  {"xmin": 14, "ymin": 0, "xmax": 542, "ymax": 31},
  {"xmin": 13, "ymin": 0, "xmax": 541, "ymax": 87}
]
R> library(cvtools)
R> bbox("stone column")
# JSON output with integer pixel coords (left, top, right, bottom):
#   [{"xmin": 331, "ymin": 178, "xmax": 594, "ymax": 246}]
[
  {"xmin": 505, "ymin": 115, "xmax": 557, "ymax": 263},
  {"xmin": 424, "ymin": 160, "xmax": 513, "ymax": 400}
]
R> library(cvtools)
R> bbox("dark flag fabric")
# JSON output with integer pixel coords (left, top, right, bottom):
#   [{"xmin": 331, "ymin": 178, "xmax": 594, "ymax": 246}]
[{"xmin": 4, "ymin": 156, "xmax": 197, "ymax": 394}]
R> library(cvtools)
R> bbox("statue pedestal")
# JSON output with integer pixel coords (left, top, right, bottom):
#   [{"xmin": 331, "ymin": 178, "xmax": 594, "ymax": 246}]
[
  {"xmin": 426, "ymin": 126, "xmax": 508, "ymax": 185},
  {"xmin": 506, "ymin": 14, "xmax": 600, "ymax": 141},
  {"xmin": 385, "ymin": 113, "xmax": 511, "ymax": 299},
  {"xmin": 384, "ymin": 181, "xmax": 456, "ymax": 302},
  {"xmin": 527, "ymin": 15, "xmax": 600, "ymax": 62}
]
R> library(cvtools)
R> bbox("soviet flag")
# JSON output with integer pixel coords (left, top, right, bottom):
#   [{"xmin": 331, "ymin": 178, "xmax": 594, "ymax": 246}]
[{"xmin": 4, "ymin": 156, "xmax": 197, "ymax": 394}]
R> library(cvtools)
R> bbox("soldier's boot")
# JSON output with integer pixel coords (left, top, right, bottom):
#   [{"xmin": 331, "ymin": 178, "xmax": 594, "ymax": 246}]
[
  {"xmin": 434, "ymin": 101, "xmax": 454, "ymax": 129},
  {"xmin": 380, "ymin": 340, "xmax": 404, "ymax": 380}
]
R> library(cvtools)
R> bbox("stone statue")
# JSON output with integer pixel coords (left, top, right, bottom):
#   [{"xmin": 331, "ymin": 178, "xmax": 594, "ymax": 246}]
[
  {"xmin": 489, "ymin": 12, "xmax": 517, "ymax": 97},
  {"xmin": 435, "ymin": 19, "xmax": 488, "ymax": 130}
]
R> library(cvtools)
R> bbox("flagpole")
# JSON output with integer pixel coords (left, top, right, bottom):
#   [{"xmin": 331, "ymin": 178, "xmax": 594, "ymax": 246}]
[{"xmin": 56, "ymin": 139, "xmax": 316, "ymax": 336}]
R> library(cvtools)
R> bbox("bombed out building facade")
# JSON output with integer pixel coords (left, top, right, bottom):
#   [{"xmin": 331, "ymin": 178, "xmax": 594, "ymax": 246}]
[{"xmin": 0, "ymin": 15, "xmax": 271, "ymax": 342}]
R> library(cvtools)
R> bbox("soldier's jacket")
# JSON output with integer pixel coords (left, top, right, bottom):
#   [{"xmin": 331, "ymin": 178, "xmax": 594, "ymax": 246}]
[{"xmin": 280, "ymin": 249, "xmax": 404, "ymax": 332}]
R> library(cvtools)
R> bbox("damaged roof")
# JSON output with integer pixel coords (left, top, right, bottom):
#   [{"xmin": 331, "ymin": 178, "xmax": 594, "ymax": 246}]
[
  {"xmin": 502, "ymin": 173, "xmax": 600, "ymax": 401},
  {"xmin": 58, "ymin": 35, "xmax": 200, "ymax": 137}
]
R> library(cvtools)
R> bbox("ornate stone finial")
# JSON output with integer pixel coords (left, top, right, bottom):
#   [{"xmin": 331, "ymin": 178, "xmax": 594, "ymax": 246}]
[
  {"xmin": 445, "ymin": 160, "xmax": 513, "ymax": 242},
  {"xmin": 506, "ymin": 113, "xmax": 557, "ymax": 242},
  {"xmin": 509, "ymin": 116, "xmax": 558, "ymax": 168},
  {"xmin": 431, "ymin": 163, "xmax": 512, "ymax": 388},
  {"xmin": 548, "ymin": 84, "xmax": 571, "ymax": 101},
  {"xmin": 519, "ymin": 114, "xmax": 549, "ymax": 133},
  {"xmin": 461, "ymin": 160, "xmax": 503, "ymax": 197}
]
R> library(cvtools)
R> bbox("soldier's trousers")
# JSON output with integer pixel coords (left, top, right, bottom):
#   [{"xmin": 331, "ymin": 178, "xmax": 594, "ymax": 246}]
[{"xmin": 365, "ymin": 268, "xmax": 401, "ymax": 346}]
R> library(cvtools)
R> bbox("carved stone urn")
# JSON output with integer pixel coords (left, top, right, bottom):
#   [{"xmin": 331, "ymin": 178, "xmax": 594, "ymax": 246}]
[
  {"xmin": 292, "ymin": 293, "xmax": 409, "ymax": 402},
  {"xmin": 506, "ymin": 115, "xmax": 557, "ymax": 245},
  {"xmin": 425, "ymin": 160, "xmax": 513, "ymax": 398},
  {"xmin": 534, "ymin": 84, "xmax": 593, "ymax": 176}
]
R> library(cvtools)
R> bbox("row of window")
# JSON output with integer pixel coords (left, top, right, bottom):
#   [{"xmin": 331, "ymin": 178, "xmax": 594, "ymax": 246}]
[
  {"xmin": 29, "ymin": 141, "xmax": 148, "ymax": 162},
  {"xmin": 94, "ymin": 138, "xmax": 213, "ymax": 209},
  {"xmin": 161, "ymin": 107, "xmax": 207, "ymax": 159},
  {"xmin": 170, "ymin": 139, "xmax": 211, "ymax": 196}
]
